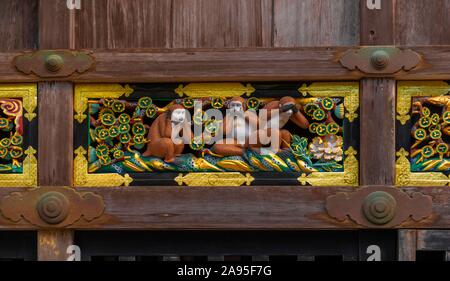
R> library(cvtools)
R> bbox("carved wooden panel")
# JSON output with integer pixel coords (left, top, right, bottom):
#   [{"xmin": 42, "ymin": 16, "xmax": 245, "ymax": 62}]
[
  {"xmin": 0, "ymin": 84, "xmax": 37, "ymax": 187},
  {"xmin": 396, "ymin": 81, "xmax": 450, "ymax": 186},
  {"xmin": 73, "ymin": 82, "xmax": 359, "ymax": 187}
]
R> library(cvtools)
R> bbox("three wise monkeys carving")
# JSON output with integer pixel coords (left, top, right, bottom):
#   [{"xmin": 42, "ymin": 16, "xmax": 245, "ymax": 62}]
[{"xmin": 142, "ymin": 96, "xmax": 312, "ymax": 161}]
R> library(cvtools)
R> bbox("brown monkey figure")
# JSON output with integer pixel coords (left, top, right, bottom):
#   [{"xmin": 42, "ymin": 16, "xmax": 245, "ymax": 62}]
[
  {"xmin": 142, "ymin": 104, "xmax": 192, "ymax": 163},
  {"xmin": 211, "ymin": 97, "xmax": 258, "ymax": 157},
  {"xmin": 252, "ymin": 96, "xmax": 309, "ymax": 152}
]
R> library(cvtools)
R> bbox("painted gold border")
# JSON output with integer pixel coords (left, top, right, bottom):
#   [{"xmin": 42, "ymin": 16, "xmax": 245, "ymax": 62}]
[
  {"xmin": 296, "ymin": 82, "xmax": 359, "ymax": 186},
  {"xmin": 74, "ymin": 83, "xmax": 133, "ymax": 123},
  {"xmin": 298, "ymin": 147, "xmax": 358, "ymax": 186},
  {"xmin": 0, "ymin": 84, "xmax": 37, "ymax": 187},
  {"xmin": 298, "ymin": 82, "xmax": 359, "ymax": 122},
  {"xmin": 175, "ymin": 83, "xmax": 255, "ymax": 98},
  {"xmin": 397, "ymin": 81, "xmax": 450, "ymax": 125},
  {"xmin": 175, "ymin": 172, "xmax": 254, "ymax": 186},
  {"xmin": 396, "ymin": 81, "xmax": 450, "ymax": 186}
]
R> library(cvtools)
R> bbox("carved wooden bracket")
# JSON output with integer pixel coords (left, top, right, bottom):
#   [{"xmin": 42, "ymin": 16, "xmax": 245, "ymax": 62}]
[
  {"xmin": 0, "ymin": 187, "xmax": 104, "ymax": 228},
  {"xmin": 13, "ymin": 50, "xmax": 94, "ymax": 78},
  {"xmin": 326, "ymin": 186, "xmax": 432, "ymax": 227},
  {"xmin": 339, "ymin": 47, "xmax": 422, "ymax": 74}
]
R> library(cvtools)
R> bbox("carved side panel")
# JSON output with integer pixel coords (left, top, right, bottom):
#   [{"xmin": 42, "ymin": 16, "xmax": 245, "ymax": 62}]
[
  {"xmin": 0, "ymin": 84, "xmax": 37, "ymax": 187},
  {"xmin": 396, "ymin": 81, "xmax": 450, "ymax": 186}
]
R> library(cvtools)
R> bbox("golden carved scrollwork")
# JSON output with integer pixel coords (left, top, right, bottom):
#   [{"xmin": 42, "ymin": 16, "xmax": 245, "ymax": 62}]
[
  {"xmin": 74, "ymin": 146, "xmax": 133, "ymax": 187},
  {"xmin": 396, "ymin": 81, "xmax": 450, "ymax": 186},
  {"xmin": 175, "ymin": 83, "xmax": 255, "ymax": 98},
  {"xmin": 0, "ymin": 84, "xmax": 37, "ymax": 121},
  {"xmin": 175, "ymin": 172, "xmax": 254, "ymax": 186},
  {"xmin": 397, "ymin": 81, "xmax": 450, "ymax": 125},
  {"xmin": 0, "ymin": 84, "xmax": 37, "ymax": 187},
  {"xmin": 298, "ymin": 147, "xmax": 358, "ymax": 186},
  {"xmin": 298, "ymin": 82, "xmax": 359, "ymax": 122},
  {"xmin": 74, "ymin": 84, "xmax": 134, "ymax": 123},
  {"xmin": 395, "ymin": 148, "xmax": 449, "ymax": 186},
  {"xmin": 0, "ymin": 146, "xmax": 37, "ymax": 187},
  {"xmin": 73, "ymin": 84, "xmax": 135, "ymax": 186}
]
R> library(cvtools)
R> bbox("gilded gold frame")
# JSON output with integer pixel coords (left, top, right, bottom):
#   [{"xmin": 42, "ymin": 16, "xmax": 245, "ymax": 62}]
[
  {"xmin": 74, "ymin": 82, "xmax": 359, "ymax": 187},
  {"xmin": 0, "ymin": 84, "xmax": 37, "ymax": 187},
  {"xmin": 74, "ymin": 84, "xmax": 134, "ymax": 187},
  {"xmin": 396, "ymin": 81, "xmax": 450, "ymax": 186},
  {"xmin": 297, "ymin": 82, "xmax": 359, "ymax": 186}
]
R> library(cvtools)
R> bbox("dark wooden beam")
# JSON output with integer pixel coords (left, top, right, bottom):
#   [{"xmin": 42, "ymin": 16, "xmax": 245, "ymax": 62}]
[
  {"xmin": 360, "ymin": 79, "xmax": 396, "ymax": 185},
  {"xmin": 38, "ymin": 0, "xmax": 75, "ymax": 49},
  {"xmin": 0, "ymin": 185, "xmax": 448, "ymax": 230},
  {"xmin": 36, "ymin": 1, "xmax": 75, "ymax": 261},
  {"xmin": 38, "ymin": 82, "xmax": 73, "ymax": 186},
  {"xmin": 359, "ymin": 0, "xmax": 396, "ymax": 185},
  {"xmin": 1, "ymin": 47, "xmax": 450, "ymax": 82},
  {"xmin": 360, "ymin": 0, "xmax": 395, "ymax": 45}
]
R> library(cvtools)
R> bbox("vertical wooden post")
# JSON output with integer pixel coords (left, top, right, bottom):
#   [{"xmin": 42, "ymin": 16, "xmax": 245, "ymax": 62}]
[
  {"xmin": 360, "ymin": 0, "xmax": 417, "ymax": 261},
  {"xmin": 37, "ymin": 1, "xmax": 75, "ymax": 261},
  {"xmin": 360, "ymin": 79, "xmax": 396, "ymax": 185},
  {"xmin": 37, "ymin": 82, "xmax": 75, "ymax": 261},
  {"xmin": 359, "ymin": 0, "xmax": 396, "ymax": 185},
  {"xmin": 38, "ymin": 82, "xmax": 74, "ymax": 187},
  {"xmin": 38, "ymin": 230, "xmax": 74, "ymax": 261},
  {"xmin": 360, "ymin": 0, "xmax": 395, "ymax": 45},
  {"xmin": 398, "ymin": 230, "xmax": 417, "ymax": 261}
]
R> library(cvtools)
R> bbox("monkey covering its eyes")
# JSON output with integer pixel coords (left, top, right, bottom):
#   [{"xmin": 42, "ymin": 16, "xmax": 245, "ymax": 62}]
[{"xmin": 142, "ymin": 104, "xmax": 192, "ymax": 163}]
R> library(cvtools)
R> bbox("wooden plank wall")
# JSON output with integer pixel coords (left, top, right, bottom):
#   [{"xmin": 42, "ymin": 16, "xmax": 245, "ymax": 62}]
[
  {"xmin": 1, "ymin": 0, "xmax": 450, "ymax": 261},
  {"xmin": 396, "ymin": 0, "xmax": 450, "ymax": 45},
  {"xmin": 74, "ymin": 0, "xmax": 359, "ymax": 48},
  {"xmin": 0, "ymin": 0, "xmax": 360, "ymax": 50},
  {"xmin": 2, "ymin": 0, "xmax": 450, "ymax": 50},
  {"xmin": 0, "ymin": 0, "xmax": 38, "ymax": 50}
]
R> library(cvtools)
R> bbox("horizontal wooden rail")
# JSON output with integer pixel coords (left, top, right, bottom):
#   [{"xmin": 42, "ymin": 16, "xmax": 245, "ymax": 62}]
[
  {"xmin": 0, "ymin": 46, "xmax": 450, "ymax": 82},
  {"xmin": 0, "ymin": 185, "xmax": 448, "ymax": 230}
]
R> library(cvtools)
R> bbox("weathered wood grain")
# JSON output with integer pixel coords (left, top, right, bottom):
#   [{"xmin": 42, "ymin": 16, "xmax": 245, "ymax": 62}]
[
  {"xmin": 38, "ymin": 82, "xmax": 74, "ymax": 186},
  {"xmin": 38, "ymin": 1, "xmax": 77, "ymax": 262},
  {"xmin": 360, "ymin": 0, "xmax": 395, "ymax": 45},
  {"xmin": 0, "ymin": 185, "xmax": 449, "ymax": 229},
  {"xmin": 76, "ymin": 0, "xmax": 172, "ymax": 48},
  {"xmin": 63, "ymin": 186, "xmax": 450, "ymax": 229},
  {"xmin": 398, "ymin": 230, "xmax": 417, "ymax": 261},
  {"xmin": 396, "ymin": 0, "xmax": 450, "ymax": 45},
  {"xmin": 359, "ymin": 0, "xmax": 396, "ymax": 185},
  {"xmin": 0, "ymin": 0, "xmax": 38, "ymax": 51},
  {"xmin": 39, "ymin": 0, "xmax": 74, "ymax": 49},
  {"xmin": 172, "ymin": 0, "xmax": 273, "ymax": 48},
  {"xmin": 360, "ymin": 79, "xmax": 396, "ymax": 185},
  {"xmin": 3, "ymin": 46, "xmax": 450, "ymax": 82},
  {"xmin": 273, "ymin": 0, "xmax": 360, "ymax": 47},
  {"xmin": 1, "ymin": 48, "xmax": 352, "ymax": 82},
  {"xmin": 37, "ymin": 230, "xmax": 74, "ymax": 261}
]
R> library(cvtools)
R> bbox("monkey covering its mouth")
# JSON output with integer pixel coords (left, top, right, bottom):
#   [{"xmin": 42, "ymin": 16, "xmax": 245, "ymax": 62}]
[{"xmin": 280, "ymin": 103, "xmax": 299, "ymax": 113}]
